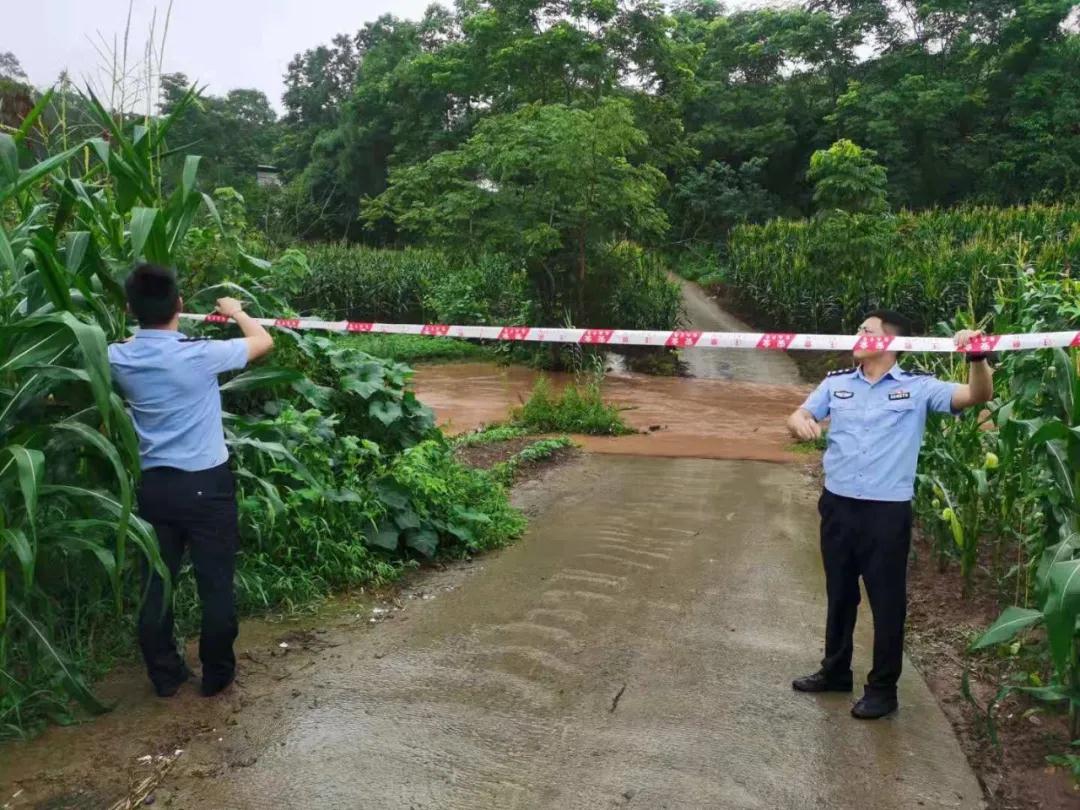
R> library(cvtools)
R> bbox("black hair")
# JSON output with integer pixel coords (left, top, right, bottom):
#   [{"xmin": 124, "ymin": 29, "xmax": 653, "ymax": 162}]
[
  {"xmin": 125, "ymin": 263, "xmax": 180, "ymax": 327},
  {"xmin": 863, "ymin": 309, "xmax": 914, "ymax": 338}
]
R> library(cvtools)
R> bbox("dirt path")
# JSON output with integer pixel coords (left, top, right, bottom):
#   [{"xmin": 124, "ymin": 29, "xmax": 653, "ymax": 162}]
[{"xmin": 0, "ymin": 281, "xmax": 985, "ymax": 809}]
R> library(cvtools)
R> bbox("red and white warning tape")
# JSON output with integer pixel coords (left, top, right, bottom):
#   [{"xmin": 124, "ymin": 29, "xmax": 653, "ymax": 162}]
[{"xmin": 180, "ymin": 313, "xmax": 1077, "ymax": 354}]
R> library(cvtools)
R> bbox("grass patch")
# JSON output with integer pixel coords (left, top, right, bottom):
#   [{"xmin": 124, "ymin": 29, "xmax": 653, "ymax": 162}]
[
  {"xmin": 453, "ymin": 425, "xmax": 530, "ymax": 447},
  {"xmin": 340, "ymin": 333, "xmax": 492, "ymax": 363},
  {"xmin": 788, "ymin": 432, "xmax": 828, "ymax": 454},
  {"xmin": 491, "ymin": 437, "xmax": 576, "ymax": 486},
  {"xmin": 511, "ymin": 376, "xmax": 634, "ymax": 436}
]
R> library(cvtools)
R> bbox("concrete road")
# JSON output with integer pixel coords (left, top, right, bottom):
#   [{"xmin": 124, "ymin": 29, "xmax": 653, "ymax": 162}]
[{"xmin": 159, "ymin": 456, "xmax": 983, "ymax": 809}]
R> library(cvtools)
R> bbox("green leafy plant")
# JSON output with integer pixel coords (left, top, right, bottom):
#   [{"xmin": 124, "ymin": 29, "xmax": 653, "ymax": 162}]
[{"xmin": 512, "ymin": 376, "xmax": 633, "ymax": 436}]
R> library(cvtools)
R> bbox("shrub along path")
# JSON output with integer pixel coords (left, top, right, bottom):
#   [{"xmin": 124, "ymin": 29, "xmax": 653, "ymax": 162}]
[{"xmin": 0, "ymin": 283, "xmax": 983, "ymax": 809}]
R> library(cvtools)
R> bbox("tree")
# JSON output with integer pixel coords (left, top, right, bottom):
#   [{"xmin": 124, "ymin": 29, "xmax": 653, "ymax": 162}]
[
  {"xmin": 807, "ymin": 139, "xmax": 888, "ymax": 214},
  {"xmin": 158, "ymin": 74, "xmax": 279, "ymax": 193},
  {"xmin": 671, "ymin": 158, "xmax": 778, "ymax": 242},
  {"xmin": 0, "ymin": 52, "xmax": 27, "ymax": 82},
  {"xmin": 365, "ymin": 99, "xmax": 668, "ymax": 316},
  {"xmin": 0, "ymin": 52, "xmax": 33, "ymax": 133}
]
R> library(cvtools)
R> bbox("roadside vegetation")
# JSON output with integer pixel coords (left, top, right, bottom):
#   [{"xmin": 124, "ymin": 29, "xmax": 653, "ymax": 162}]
[{"xmin": 3, "ymin": 0, "xmax": 1080, "ymax": 795}]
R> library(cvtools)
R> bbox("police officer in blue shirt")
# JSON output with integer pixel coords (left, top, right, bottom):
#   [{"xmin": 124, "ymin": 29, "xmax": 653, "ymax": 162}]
[
  {"xmin": 787, "ymin": 310, "xmax": 993, "ymax": 719},
  {"xmin": 109, "ymin": 263, "xmax": 273, "ymax": 698}
]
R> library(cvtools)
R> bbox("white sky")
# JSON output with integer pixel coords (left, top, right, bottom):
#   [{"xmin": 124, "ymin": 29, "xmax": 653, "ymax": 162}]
[
  {"xmin": 10, "ymin": 0, "xmax": 436, "ymax": 112},
  {"xmin": 11, "ymin": 1, "xmax": 772, "ymax": 113}
]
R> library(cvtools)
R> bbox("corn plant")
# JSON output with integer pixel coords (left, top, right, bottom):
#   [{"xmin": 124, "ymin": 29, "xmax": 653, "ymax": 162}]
[
  {"xmin": 0, "ymin": 83, "xmax": 237, "ymax": 735},
  {"xmin": 972, "ymin": 348, "xmax": 1080, "ymax": 738}
]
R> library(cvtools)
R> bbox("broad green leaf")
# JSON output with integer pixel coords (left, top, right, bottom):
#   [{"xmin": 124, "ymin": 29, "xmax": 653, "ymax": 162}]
[
  {"xmin": 969, "ymin": 606, "xmax": 1043, "ymax": 650},
  {"xmin": 0, "ymin": 528, "xmax": 34, "ymax": 591},
  {"xmin": 1029, "ymin": 420, "xmax": 1071, "ymax": 446},
  {"xmin": 370, "ymin": 399, "xmax": 403, "ymax": 426},
  {"xmin": 3, "ymin": 446, "xmax": 44, "ymax": 540},
  {"xmin": 129, "ymin": 207, "xmax": 167, "ymax": 263},
  {"xmin": 220, "ymin": 367, "xmax": 304, "ymax": 393},
  {"xmin": 1016, "ymin": 685, "xmax": 1080, "ymax": 706},
  {"xmin": 52, "ymin": 312, "xmax": 115, "ymax": 433},
  {"xmin": 1, "ymin": 141, "xmax": 84, "ymax": 205},
  {"xmin": 1042, "ymin": 558, "xmax": 1080, "ymax": 680},
  {"xmin": 53, "ymin": 421, "xmax": 132, "ymax": 514},
  {"xmin": 369, "ymin": 525, "xmax": 401, "ymax": 551},
  {"xmin": 405, "ymin": 528, "xmax": 439, "ymax": 557},
  {"xmin": 181, "ymin": 155, "xmax": 202, "ymax": 198},
  {"xmin": 341, "ymin": 375, "xmax": 381, "ymax": 399},
  {"xmin": 14, "ymin": 88, "xmax": 55, "ymax": 144},
  {"xmin": 0, "ymin": 324, "xmax": 70, "ymax": 372},
  {"xmin": 0, "ymin": 225, "xmax": 16, "ymax": 276},
  {"xmin": 64, "ymin": 231, "xmax": 91, "ymax": 277},
  {"xmin": 28, "ymin": 234, "xmax": 74, "ymax": 310},
  {"xmin": 374, "ymin": 480, "xmax": 411, "ymax": 510},
  {"xmin": 394, "ymin": 510, "xmax": 422, "ymax": 531}
]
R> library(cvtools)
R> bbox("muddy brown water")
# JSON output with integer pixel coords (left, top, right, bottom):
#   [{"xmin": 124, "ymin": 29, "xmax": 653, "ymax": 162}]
[{"xmin": 0, "ymin": 281, "xmax": 984, "ymax": 809}]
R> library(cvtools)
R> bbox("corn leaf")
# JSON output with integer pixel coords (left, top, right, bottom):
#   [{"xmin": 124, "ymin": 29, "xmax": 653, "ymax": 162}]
[{"xmin": 969, "ymin": 606, "xmax": 1043, "ymax": 650}]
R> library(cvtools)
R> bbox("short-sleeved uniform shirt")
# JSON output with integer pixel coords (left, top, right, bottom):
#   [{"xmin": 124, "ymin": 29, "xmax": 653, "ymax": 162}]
[
  {"xmin": 108, "ymin": 330, "xmax": 249, "ymax": 471},
  {"xmin": 801, "ymin": 364, "xmax": 959, "ymax": 502}
]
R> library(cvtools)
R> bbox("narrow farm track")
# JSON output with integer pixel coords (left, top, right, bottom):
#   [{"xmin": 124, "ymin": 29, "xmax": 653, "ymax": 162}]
[{"xmin": 0, "ymin": 282, "xmax": 983, "ymax": 809}]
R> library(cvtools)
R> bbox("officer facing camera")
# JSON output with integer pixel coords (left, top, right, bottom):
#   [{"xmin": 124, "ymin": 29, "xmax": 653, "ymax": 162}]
[
  {"xmin": 787, "ymin": 310, "xmax": 993, "ymax": 719},
  {"xmin": 109, "ymin": 263, "xmax": 274, "ymax": 698}
]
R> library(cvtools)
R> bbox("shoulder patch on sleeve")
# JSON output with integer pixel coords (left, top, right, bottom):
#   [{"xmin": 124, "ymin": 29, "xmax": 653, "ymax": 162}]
[{"xmin": 826, "ymin": 367, "xmax": 856, "ymax": 378}]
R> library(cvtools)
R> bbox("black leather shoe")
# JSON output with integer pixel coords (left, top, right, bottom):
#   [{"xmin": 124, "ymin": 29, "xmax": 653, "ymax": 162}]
[
  {"xmin": 153, "ymin": 664, "xmax": 192, "ymax": 698},
  {"xmin": 792, "ymin": 671, "xmax": 853, "ymax": 693},
  {"xmin": 200, "ymin": 673, "xmax": 235, "ymax": 698},
  {"xmin": 851, "ymin": 692, "xmax": 898, "ymax": 719}
]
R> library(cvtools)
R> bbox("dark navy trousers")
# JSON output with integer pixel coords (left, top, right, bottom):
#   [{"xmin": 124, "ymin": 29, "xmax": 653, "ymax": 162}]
[
  {"xmin": 818, "ymin": 489, "xmax": 912, "ymax": 696},
  {"xmin": 136, "ymin": 462, "xmax": 239, "ymax": 694}
]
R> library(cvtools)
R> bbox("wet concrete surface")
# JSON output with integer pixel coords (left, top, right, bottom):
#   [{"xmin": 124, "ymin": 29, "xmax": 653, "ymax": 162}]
[
  {"xmin": 147, "ymin": 457, "xmax": 981, "ymax": 809},
  {"xmin": 0, "ymin": 280, "xmax": 984, "ymax": 809},
  {"xmin": 674, "ymin": 276, "xmax": 799, "ymax": 383}
]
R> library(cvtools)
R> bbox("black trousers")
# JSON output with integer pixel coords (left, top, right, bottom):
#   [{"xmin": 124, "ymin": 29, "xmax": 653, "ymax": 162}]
[
  {"xmin": 818, "ymin": 489, "xmax": 912, "ymax": 696},
  {"xmin": 136, "ymin": 462, "xmax": 240, "ymax": 693}
]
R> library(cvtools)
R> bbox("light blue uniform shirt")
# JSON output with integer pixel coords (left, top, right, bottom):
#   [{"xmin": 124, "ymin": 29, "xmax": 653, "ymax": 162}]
[
  {"xmin": 801, "ymin": 364, "xmax": 959, "ymax": 502},
  {"xmin": 108, "ymin": 330, "xmax": 249, "ymax": 471}
]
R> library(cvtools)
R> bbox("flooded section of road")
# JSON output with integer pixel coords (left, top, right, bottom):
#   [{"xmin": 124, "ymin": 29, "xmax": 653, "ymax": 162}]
[
  {"xmin": 0, "ymin": 281, "xmax": 985, "ymax": 810},
  {"xmin": 413, "ymin": 362, "xmax": 808, "ymax": 463},
  {"xmin": 145, "ymin": 457, "xmax": 981, "ymax": 809},
  {"xmin": 675, "ymin": 276, "xmax": 799, "ymax": 383}
]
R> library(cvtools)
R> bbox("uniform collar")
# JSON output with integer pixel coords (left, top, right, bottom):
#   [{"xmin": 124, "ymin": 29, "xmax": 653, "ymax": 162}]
[
  {"xmin": 855, "ymin": 363, "xmax": 903, "ymax": 384},
  {"xmin": 135, "ymin": 329, "xmax": 184, "ymax": 340}
]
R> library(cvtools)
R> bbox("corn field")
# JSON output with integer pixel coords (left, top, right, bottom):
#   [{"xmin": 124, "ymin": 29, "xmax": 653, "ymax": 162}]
[
  {"xmin": 721, "ymin": 206, "xmax": 1080, "ymax": 760},
  {"xmin": 724, "ymin": 206, "xmax": 1080, "ymax": 333},
  {"xmin": 0, "ymin": 88, "xmax": 525, "ymax": 738}
]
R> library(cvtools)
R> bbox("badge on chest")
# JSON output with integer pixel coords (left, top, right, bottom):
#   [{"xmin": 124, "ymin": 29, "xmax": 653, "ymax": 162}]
[
  {"xmin": 833, "ymin": 390, "xmax": 854, "ymax": 399},
  {"xmin": 888, "ymin": 390, "xmax": 911, "ymax": 401}
]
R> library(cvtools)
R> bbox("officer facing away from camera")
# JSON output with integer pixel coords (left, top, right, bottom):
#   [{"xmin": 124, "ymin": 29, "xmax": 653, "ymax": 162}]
[
  {"xmin": 786, "ymin": 310, "xmax": 993, "ymax": 719},
  {"xmin": 109, "ymin": 263, "xmax": 273, "ymax": 697}
]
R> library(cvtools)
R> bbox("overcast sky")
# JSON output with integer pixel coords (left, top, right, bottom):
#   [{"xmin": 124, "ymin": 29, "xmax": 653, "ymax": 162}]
[
  {"xmin": 10, "ymin": 0, "xmax": 438, "ymax": 111},
  {"xmin": 12, "ymin": 1, "xmax": 774, "ymax": 114}
]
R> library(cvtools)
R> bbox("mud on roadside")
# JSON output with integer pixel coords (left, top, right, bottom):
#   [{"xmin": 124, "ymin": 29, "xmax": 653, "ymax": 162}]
[{"xmin": 0, "ymin": 450, "xmax": 583, "ymax": 810}]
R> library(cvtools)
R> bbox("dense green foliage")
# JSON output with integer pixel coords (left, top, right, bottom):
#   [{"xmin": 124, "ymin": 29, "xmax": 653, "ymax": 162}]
[
  {"xmin": 719, "ymin": 204, "xmax": 1080, "ymax": 334},
  {"xmin": 9, "ymin": 0, "xmax": 1069, "ymax": 322},
  {"xmin": 714, "ymin": 202, "xmax": 1080, "ymax": 762},
  {"xmin": 0, "ymin": 94, "xmax": 524, "ymax": 738},
  {"xmin": 258, "ymin": 0, "xmax": 1077, "ymax": 248},
  {"xmin": 512, "ymin": 376, "xmax": 634, "ymax": 436}
]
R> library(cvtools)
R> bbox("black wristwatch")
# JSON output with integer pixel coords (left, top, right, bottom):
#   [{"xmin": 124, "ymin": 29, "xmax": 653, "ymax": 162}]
[{"xmin": 965, "ymin": 353, "xmax": 993, "ymax": 363}]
